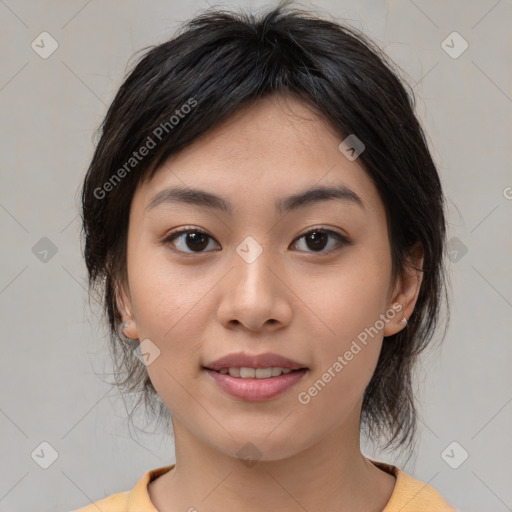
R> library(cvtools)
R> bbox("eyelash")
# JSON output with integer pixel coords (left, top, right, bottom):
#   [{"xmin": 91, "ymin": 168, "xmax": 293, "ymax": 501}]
[{"xmin": 161, "ymin": 226, "xmax": 350, "ymax": 256}]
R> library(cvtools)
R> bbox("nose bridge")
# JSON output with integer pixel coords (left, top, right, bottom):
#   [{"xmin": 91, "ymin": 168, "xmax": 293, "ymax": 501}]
[
  {"xmin": 232, "ymin": 235, "xmax": 277, "ymax": 301},
  {"xmin": 216, "ymin": 235, "xmax": 292, "ymax": 330}
]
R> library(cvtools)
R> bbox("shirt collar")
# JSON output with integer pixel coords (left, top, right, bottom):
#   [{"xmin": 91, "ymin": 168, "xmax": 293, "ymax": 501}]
[
  {"xmin": 126, "ymin": 464, "xmax": 175, "ymax": 511},
  {"xmin": 124, "ymin": 460, "xmax": 443, "ymax": 512}
]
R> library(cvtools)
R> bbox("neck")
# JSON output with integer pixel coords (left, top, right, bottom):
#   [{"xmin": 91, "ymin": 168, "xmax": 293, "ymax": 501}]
[{"xmin": 148, "ymin": 417, "xmax": 396, "ymax": 512}]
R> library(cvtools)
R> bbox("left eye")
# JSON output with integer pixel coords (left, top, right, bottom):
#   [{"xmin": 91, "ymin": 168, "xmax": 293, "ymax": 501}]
[
  {"xmin": 292, "ymin": 228, "xmax": 348, "ymax": 254},
  {"xmin": 162, "ymin": 227, "xmax": 348, "ymax": 254}
]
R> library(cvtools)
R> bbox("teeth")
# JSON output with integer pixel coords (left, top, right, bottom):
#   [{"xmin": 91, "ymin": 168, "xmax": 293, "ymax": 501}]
[
  {"xmin": 271, "ymin": 367, "xmax": 282, "ymax": 377},
  {"xmin": 218, "ymin": 367, "xmax": 295, "ymax": 378},
  {"xmin": 255, "ymin": 368, "xmax": 272, "ymax": 379},
  {"xmin": 228, "ymin": 367, "xmax": 241, "ymax": 377},
  {"xmin": 240, "ymin": 367, "xmax": 256, "ymax": 378}
]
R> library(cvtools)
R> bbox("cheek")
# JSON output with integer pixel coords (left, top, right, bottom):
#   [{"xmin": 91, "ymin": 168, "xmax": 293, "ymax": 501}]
[
  {"xmin": 127, "ymin": 254, "xmax": 206, "ymax": 408},
  {"xmin": 128, "ymin": 242, "xmax": 205, "ymax": 337},
  {"xmin": 309, "ymin": 250, "xmax": 391, "ymax": 346},
  {"xmin": 125, "ymin": 250, "xmax": 211, "ymax": 402},
  {"xmin": 301, "ymin": 248, "xmax": 390, "ymax": 399}
]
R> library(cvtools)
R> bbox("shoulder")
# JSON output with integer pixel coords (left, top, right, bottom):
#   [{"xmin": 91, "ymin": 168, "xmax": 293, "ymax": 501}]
[
  {"xmin": 370, "ymin": 460, "xmax": 456, "ymax": 512},
  {"xmin": 70, "ymin": 465, "xmax": 175, "ymax": 512},
  {"xmin": 384, "ymin": 467, "xmax": 456, "ymax": 511},
  {"xmin": 71, "ymin": 491, "xmax": 130, "ymax": 512}
]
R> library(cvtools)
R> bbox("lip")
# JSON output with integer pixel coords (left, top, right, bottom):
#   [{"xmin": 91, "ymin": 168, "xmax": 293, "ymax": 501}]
[
  {"xmin": 204, "ymin": 352, "xmax": 307, "ymax": 371},
  {"xmin": 204, "ymin": 368, "xmax": 308, "ymax": 401}
]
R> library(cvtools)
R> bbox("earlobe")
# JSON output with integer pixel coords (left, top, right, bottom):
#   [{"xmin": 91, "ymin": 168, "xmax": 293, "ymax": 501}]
[
  {"xmin": 117, "ymin": 321, "xmax": 139, "ymax": 345},
  {"xmin": 383, "ymin": 243, "xmax": 424, "ymax": 337},
  {"xmin": 383, "ymin": 302, "xmax": 408, "ymax": 337},
  {"xmin": 114, "ymin": 281, "xmax": 139, "ymax": 340}
]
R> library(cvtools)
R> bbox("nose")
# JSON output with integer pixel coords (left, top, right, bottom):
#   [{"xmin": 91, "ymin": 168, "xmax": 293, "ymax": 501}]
[{"xmin": 216, "ymin": 247, "xmax": 293, "ymax": 332}]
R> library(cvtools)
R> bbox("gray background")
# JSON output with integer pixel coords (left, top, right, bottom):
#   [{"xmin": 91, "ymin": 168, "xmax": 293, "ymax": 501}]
[{"xmin": 1, "ymin": 1, "xmax": 511, "ymax": 511}]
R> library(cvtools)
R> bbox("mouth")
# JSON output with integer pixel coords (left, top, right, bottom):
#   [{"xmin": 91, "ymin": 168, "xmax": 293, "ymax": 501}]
[
  {"xmin": 203, "ymin": 366, "xmax": 307, "ymax": 379},
  {"xmin": 202, "ymin": 365, "xmax": 309, "ymax": 401},
  {"xmin": 202, "ymin": 352, "xmax": 309, "ymax": 401}
]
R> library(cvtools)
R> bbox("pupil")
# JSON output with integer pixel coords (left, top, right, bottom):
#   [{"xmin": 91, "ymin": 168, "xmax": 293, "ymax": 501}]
[
  {"xmin": 187, "ymin": 232, "xmax": 208, "ymax": 251},
  {"xmin": 307, "ymin": 231, "xmax": 327, "ymax": 251}
]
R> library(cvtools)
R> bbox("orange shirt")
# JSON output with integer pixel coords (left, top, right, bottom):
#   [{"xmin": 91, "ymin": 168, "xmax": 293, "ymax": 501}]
[{"xmin": 72, "ymin": 461, "xmax": 456, "ymax": 511}]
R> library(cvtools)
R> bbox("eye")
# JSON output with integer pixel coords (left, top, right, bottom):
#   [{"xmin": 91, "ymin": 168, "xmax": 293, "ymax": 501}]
[
  {"xmin": 162, "ymin": 227, "xmax": 220, "ymax": 254},
  {"xmin": 291, "ymin": 227, "xmax": 349, "ymax": 254}
]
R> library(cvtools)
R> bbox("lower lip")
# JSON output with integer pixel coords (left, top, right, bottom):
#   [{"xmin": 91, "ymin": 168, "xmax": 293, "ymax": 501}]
[{"xmin": 204, "ymin": 368, "xmax": 308, "ymax": 401}]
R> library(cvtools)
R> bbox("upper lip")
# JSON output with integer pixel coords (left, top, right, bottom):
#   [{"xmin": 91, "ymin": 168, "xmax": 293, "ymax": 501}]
[{"xmin": 204, "ymin": 352, "xmax": 307, "ymax": 371}]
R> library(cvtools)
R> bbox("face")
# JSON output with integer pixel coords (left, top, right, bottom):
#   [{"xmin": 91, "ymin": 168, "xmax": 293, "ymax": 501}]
[{"xmin": 118, "ymin": 93, "xmax": 422, "ymax": 462}]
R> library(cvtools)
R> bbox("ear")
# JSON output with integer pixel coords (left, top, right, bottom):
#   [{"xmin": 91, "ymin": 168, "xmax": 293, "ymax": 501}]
[
  {"xmin": 115, "ymin": 279, "xmax": 139, "ymax": 340},
  {"xmin": 383, "ymin": 242, "xmax": 424, "ymax": 337}
]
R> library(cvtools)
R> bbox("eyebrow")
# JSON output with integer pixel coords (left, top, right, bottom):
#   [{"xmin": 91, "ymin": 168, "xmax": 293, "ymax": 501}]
[{"xmin": 145, "ymin": 183, "xmax": 365, "ymax": 215}]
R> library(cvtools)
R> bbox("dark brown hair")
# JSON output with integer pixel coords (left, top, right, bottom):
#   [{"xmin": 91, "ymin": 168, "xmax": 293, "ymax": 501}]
[{"xmin": 80, "ymin": 1, "xmax": 450, "ymax": 453}]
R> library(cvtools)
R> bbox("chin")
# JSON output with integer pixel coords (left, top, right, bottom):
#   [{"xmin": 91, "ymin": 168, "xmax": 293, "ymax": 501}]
[{"xmin": 214, "ymin": 431, "xmax": 313, "ymax": 465}]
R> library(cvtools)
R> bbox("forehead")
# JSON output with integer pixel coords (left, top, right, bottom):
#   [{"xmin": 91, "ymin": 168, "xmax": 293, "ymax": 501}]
[{"xmin": 132, "ymin": 93, "xmax": 384, "ymax": 219}]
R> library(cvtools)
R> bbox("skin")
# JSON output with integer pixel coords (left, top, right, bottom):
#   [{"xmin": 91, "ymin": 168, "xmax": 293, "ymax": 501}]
[{"xmin": 117, "ymin": 92, "xmax": 424, "ymax": 512}]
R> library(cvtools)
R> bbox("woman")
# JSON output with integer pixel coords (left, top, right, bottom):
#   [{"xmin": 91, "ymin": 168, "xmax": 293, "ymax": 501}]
[{"xmin": 74, "ymin": 2, "xmax": 455, "ymax": 510}]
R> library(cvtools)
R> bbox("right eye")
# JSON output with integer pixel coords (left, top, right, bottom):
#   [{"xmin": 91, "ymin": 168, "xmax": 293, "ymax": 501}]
[{"xmin": 162, "ymin": 227, "xmax": 221, "ymax": 254}]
